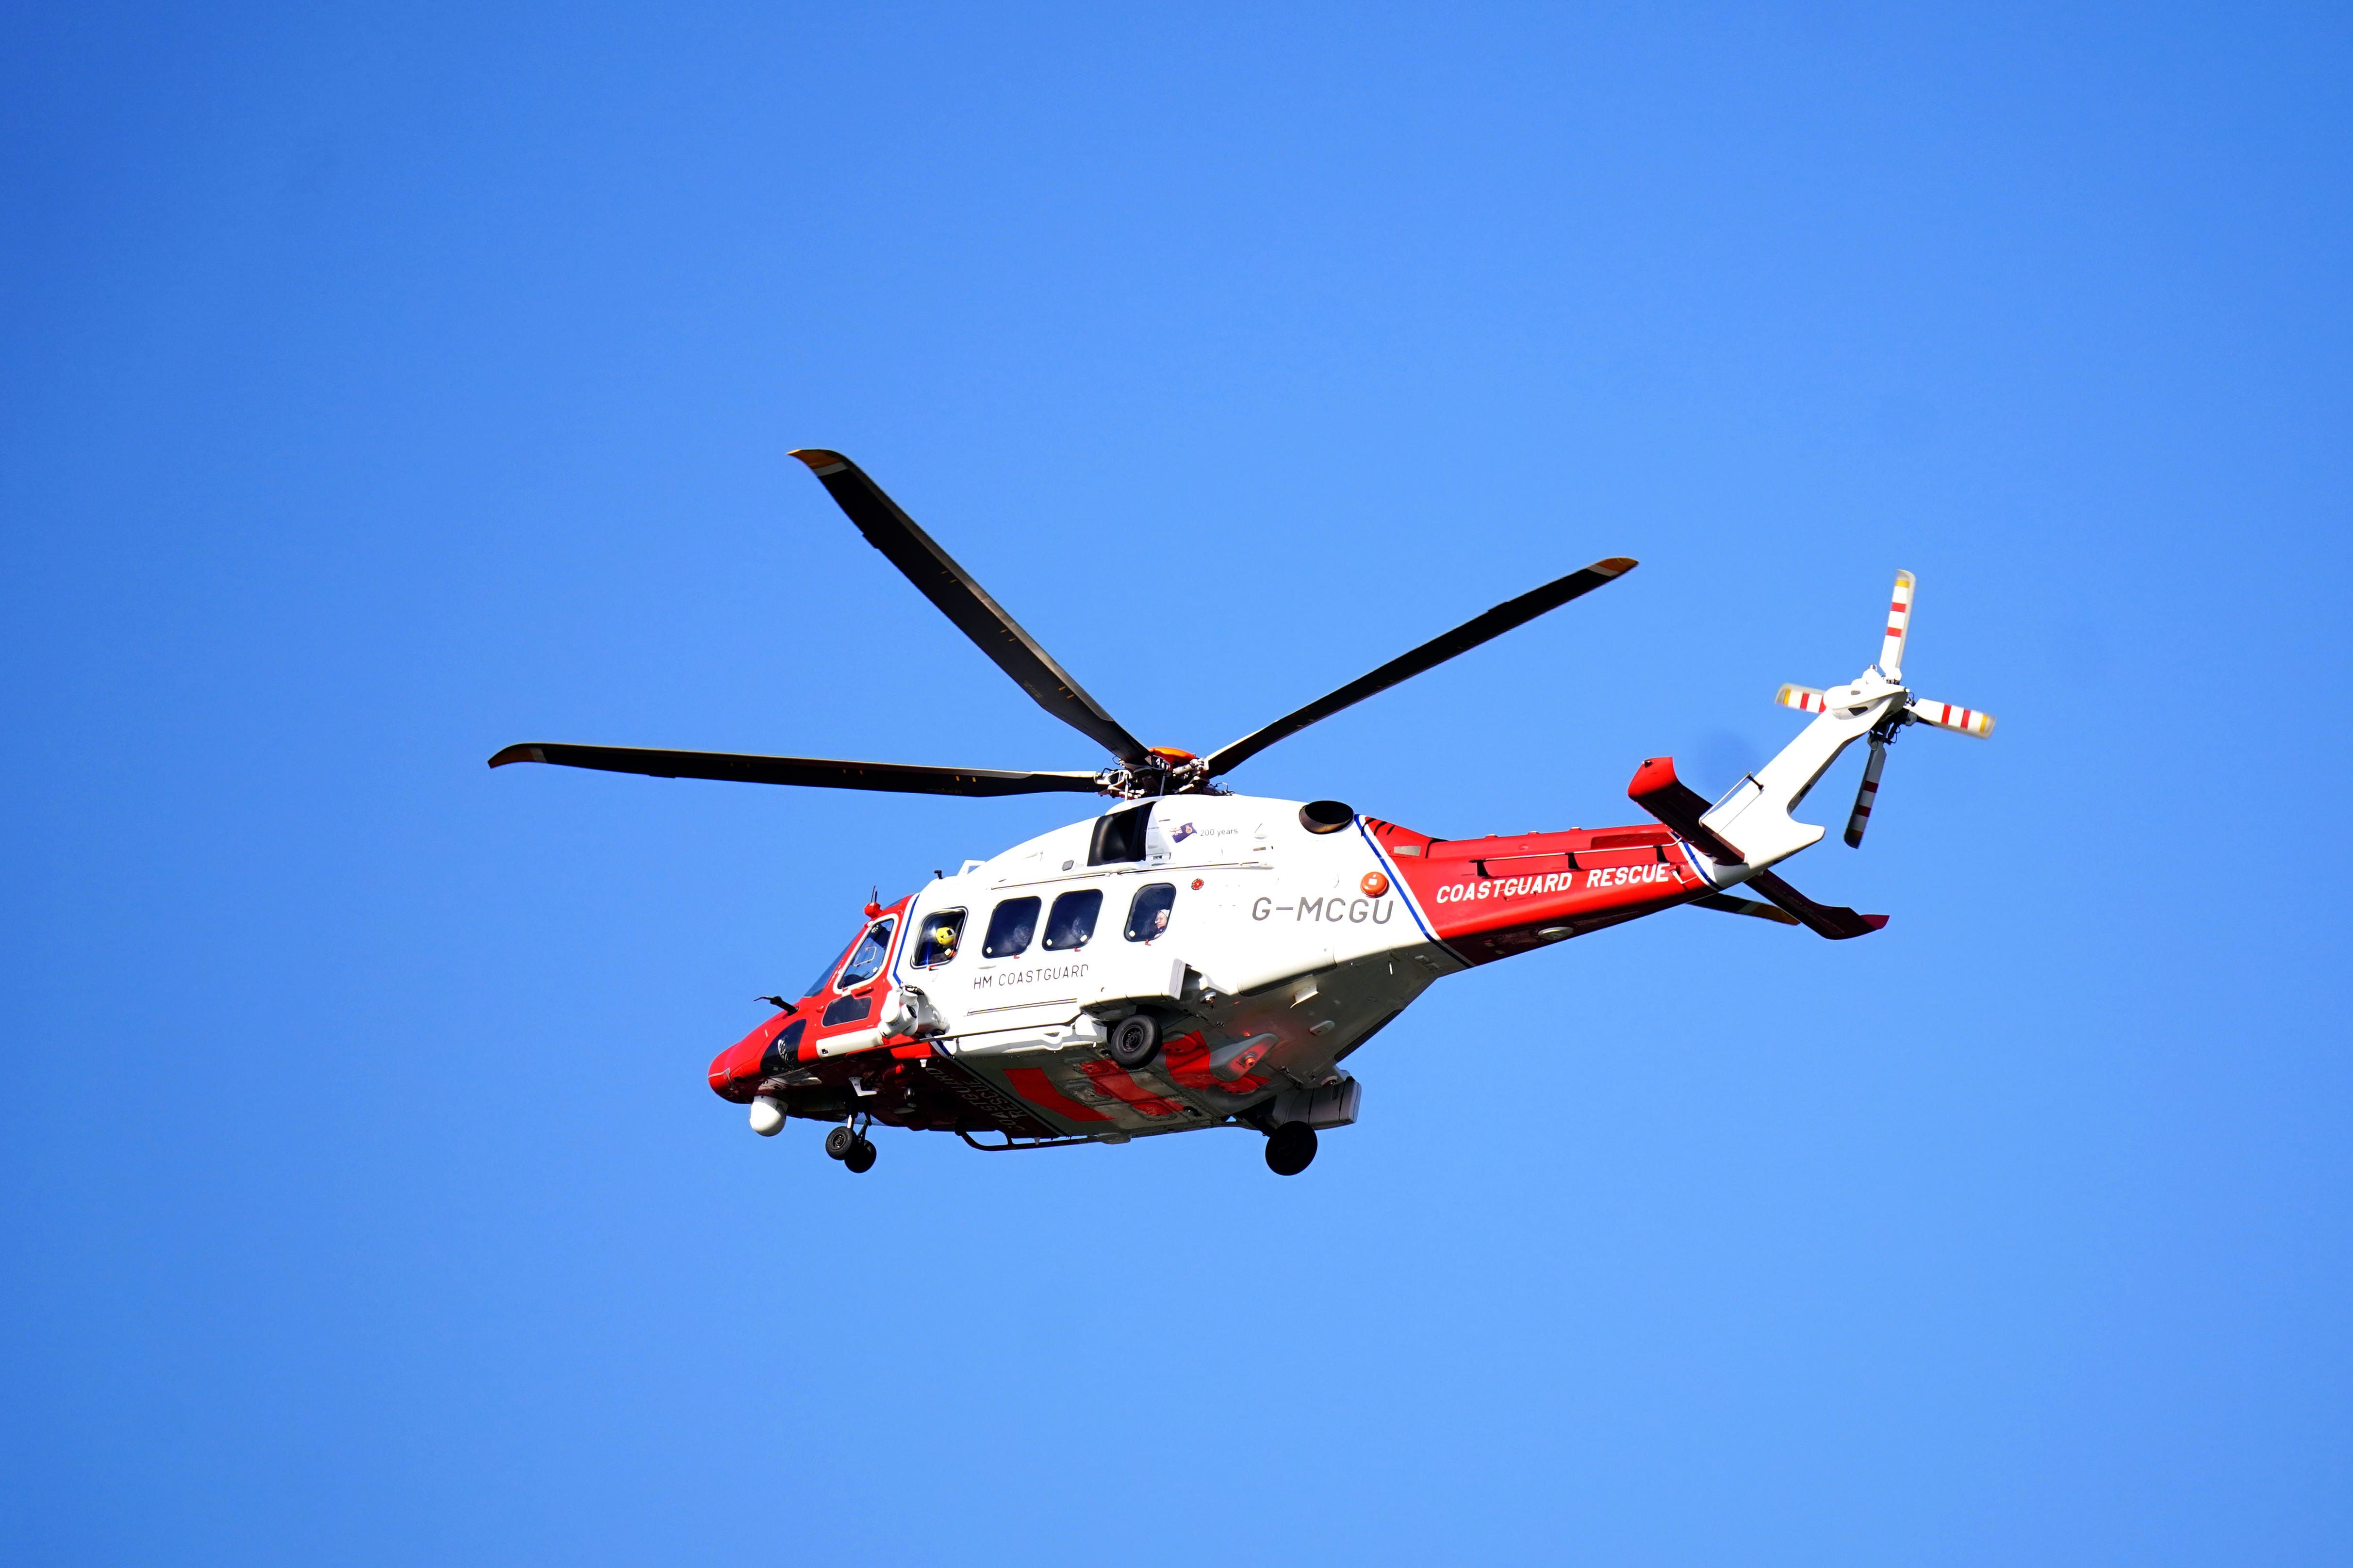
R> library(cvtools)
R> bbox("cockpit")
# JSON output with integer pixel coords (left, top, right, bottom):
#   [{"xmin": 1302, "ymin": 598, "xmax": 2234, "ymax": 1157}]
[
  {"xmin": 835, "ymin": 917, "xmax": 895, "ymax": 989},
  {"xmin": 800, "ymin": 915, "xmax": 894, "ymax": 1000}
]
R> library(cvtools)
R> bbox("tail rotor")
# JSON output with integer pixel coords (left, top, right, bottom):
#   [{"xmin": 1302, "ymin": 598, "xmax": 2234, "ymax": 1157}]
[{"xmin": 1776, "ymin": 569, "xmax": 1993, "ymax": 849}]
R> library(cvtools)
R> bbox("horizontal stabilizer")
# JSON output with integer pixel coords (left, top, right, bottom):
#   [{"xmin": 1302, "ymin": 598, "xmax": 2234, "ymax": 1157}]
[
  {"xmin": 1691, "ymin": 893, "xmax": 1802, "ymax": 926},
  {"xmin": 1744, "ymin": 869, "xmax": 1888, "ymax": 940},
  {"xmin": 1626, "ymin": 756, "xmax": 1746, "ymax": 865}
]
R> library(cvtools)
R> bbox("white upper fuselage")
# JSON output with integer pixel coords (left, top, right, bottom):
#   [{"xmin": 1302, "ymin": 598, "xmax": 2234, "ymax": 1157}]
[{"xmin": 878, "ymin": 793, "xmax": 1456, "ymax": 1134}]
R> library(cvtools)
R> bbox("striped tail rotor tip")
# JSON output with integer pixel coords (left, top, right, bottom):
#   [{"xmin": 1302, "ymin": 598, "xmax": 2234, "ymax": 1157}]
[
  {"xmin": 1777, "ymin": 684, "xmax": 1829, "ymax": 715},
  {"xmin": 1880, "ymin": 569, "xmax": 1916, "ymax": 678},
  {"xmin": 1910, "ymin": 698, "xmax": 1994, "ymax": 738}
]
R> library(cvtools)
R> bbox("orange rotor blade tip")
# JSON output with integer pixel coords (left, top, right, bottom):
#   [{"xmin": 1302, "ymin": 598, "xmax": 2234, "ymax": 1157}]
[
  {"xmin": 789, "ymin": 448, "xmax": 849, "ymax": 473},
  {"xmin": 1594, "ymin": 557, "xmax": 1639, "ymax": 576}
]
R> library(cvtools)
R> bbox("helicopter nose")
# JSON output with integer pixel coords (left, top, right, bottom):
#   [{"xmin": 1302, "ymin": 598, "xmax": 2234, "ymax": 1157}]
[{"xmin": 708, "ymin": 1034, "xmax": 767, "ymax": 1101}]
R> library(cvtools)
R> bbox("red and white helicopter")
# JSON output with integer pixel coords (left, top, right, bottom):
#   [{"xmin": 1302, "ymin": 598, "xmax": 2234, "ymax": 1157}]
[{"xmin": 494, "ymin": 452, "xmax": 1993, "ymax": 1175}]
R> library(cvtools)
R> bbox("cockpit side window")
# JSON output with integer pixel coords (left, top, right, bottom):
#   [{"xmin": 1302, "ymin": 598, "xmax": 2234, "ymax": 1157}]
[
  {"xmin": 1089, "ymin": 802, "xmax": 1154, "ymax": 866},
  {"xmin": 801, "ymin": 938, "xmax": 857, "ymax": 998},
  {"xmin": 911, "ymin": 910, "xmax": 966, "ymax": 968},
  {"xmin": 836, "ymin": 919, "xmax": 895, "ymax": 990}
]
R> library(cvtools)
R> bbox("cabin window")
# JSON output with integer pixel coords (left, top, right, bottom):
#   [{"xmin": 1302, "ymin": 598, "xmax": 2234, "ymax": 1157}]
[
  {"xmin": 1124, "ymin": 882, "xmax": 1177, "ymax": 942},
  {"xmin": 836, "ymin": 918, "xmax": 894, "ymax": 990},
  {"xmin": 911, "ymin": 910, "xmax": 966, "ymax": 968},
  {"xmin": 822, "ymin": 992, "xmax": 872, "ymax": 1027},
  {"xmin": 1041, "ymin": 889, "xmax": 1102, "ymax": 951},
  {"xmin": 982, "ymin": 897, "xmax": 1041, "ymax": 958},
  {"xmin": 1089, "ymin": 802, "xmax": 1154, "ymax": 866}
]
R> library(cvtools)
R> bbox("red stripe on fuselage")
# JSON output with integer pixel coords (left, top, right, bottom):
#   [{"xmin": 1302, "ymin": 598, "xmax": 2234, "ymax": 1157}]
[{"xmin": 1077, "ymin": 1059, "xmax": 1184, "ymax": 1118}]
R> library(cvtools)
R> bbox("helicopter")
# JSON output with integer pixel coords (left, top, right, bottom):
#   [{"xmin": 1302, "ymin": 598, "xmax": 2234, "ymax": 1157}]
[{"xmin": 493, "ymin": 451, "xmax": 1994, "ymax": 1175}]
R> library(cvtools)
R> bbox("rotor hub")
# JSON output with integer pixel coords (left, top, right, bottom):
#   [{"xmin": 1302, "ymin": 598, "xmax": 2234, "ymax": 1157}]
[{"xmin": 1097, "ymin": 751, "xmax": 1225, "ymax": 799}]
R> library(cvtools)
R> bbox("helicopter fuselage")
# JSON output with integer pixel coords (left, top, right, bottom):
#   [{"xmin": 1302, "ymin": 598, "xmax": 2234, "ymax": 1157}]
[{"xmin": 708, "ymin": 792, "xmax": 1717, "ymax": 1149}]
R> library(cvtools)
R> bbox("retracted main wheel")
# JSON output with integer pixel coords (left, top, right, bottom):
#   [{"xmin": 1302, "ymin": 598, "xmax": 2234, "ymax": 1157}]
[
  {"xmin": 1107, "ymin": 1013, "xmax": 1161, "ymax": 1071},
  {"xmin": 1265, "ymin": 1121, "xmax": 1317, "ymax": 1176},
  {"xmin": 843, "ymin": 1137, "xmax": 877, "ymax": 1174},
  {"xmin": 824, "ymin": 1125, "xmax": 857, "ymax": 1161}
]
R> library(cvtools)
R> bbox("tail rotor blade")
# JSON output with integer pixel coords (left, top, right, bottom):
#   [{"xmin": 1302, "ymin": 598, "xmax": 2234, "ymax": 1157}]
[
  {"xmin": 1908, "ymin": 698, "xmax": 1994, "ymax": 737},
  {"xmin": 1777, "ymin": 684, "xmax": 1828, "ymax": 715},
  {"xmin": 1880, "ymin": 569, "xmax": 1915, "ymax": 678},
  {"xmin": 1843, "ymin": 736, "xmax": 1887, "ymax": 847}
]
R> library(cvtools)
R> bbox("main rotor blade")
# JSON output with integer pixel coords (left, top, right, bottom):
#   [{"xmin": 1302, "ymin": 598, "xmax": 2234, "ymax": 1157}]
[
  {"xmin": 488, "ymin": 743, "xmax": 1106, "ymax": 797},
  {"xmin": 1203, "ymin": 556, "xmax": 1638, "ymax": 777},
  {"xmin": 788, "ymin": 450, "xmax": 1151, "ymax": 766}
]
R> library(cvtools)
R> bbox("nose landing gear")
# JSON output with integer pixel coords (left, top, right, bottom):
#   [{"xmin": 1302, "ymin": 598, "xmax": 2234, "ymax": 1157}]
[{"xmin": 824, "ymin": 1118, "xmax": 877, "ymax": 1173}]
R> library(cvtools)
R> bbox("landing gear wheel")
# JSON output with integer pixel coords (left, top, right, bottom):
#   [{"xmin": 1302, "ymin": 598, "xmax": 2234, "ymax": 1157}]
[
  {"xmin": 824, "ymin": 1125, "xmax": 857, "ymax": 1161},
  {"xmin": 1108, "ymin": 1013, "xmax": 1161, "ymax": 1071},
  {"xmin": 842, "ymin": 1137, "xmax": 877, "ymax": 1174},
  {"xmin": 1265, "ymin": 1121, "xmax": 1317, "ymax": 1176}
]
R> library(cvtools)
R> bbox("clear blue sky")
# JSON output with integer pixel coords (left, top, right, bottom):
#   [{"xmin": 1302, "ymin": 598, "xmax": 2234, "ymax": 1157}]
[{"xmin": 5, "ymin": 4, "xmax": 2350, "ymax": 1563}]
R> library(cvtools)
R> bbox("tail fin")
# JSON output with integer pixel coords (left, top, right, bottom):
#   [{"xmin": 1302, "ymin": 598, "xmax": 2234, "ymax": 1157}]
[
  {"xmin": 1629, "ymin": 568, "xmax": 1989, "ymax": 936},
  {"xmin": 1702, "ymin": 672, "xmax": 1908, "ymax": 870},
  {"xmin": 1627, "ymin": 757, "xmax": 1888, "ymax": 940}
]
